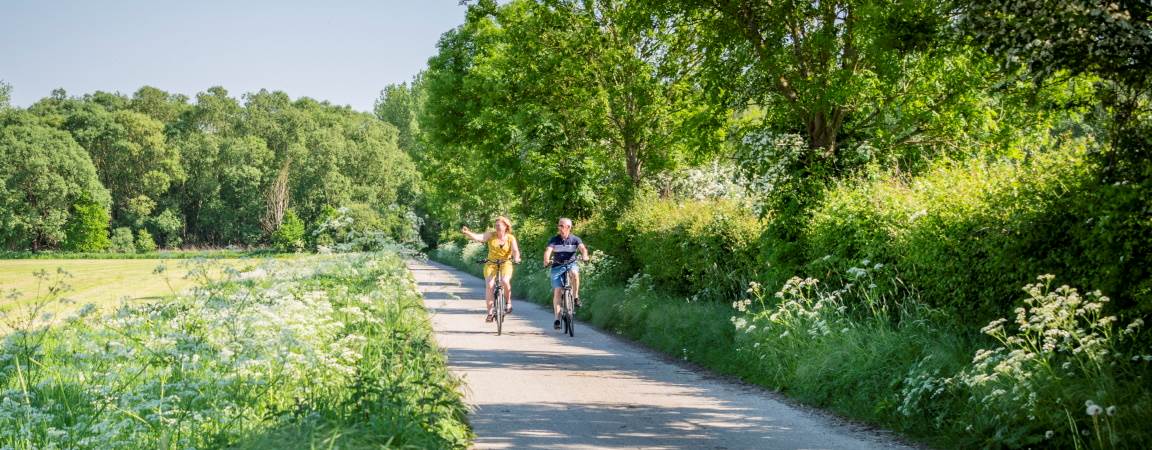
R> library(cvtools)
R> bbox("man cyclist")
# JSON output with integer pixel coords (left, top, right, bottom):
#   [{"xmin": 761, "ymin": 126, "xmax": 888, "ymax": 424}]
[{"xmin": 542, "ymin": 217, "xmax": 589, "ymax": 330}]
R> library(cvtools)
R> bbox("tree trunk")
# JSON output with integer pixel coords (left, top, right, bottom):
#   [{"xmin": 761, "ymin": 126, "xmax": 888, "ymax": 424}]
[
  {"xmin": 625, "ymin": 142, "xmax": 642, "ymax": 186},
  {"xmin": 808, "ymin": 112, "xmax": 839, "ymax": 157},
  {"xmin": 261, "ymin": 158, "xmax": 292, "ymax": 234}
]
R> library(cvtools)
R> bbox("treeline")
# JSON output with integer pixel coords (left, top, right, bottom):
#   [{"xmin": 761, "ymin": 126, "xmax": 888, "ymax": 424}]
[
  {"xmin": 0, "ymin": 85, "xmax": 422, "ymax": 252},
  {"xmin": 379, "ymin": 0, "xmax": 1151, "ymax": 318}
]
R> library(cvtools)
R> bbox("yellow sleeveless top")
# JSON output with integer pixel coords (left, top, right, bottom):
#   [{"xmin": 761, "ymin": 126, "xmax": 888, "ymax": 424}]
[{"xmin": 486, "ymin": 234, "xmax": 516, "ymax": 261}]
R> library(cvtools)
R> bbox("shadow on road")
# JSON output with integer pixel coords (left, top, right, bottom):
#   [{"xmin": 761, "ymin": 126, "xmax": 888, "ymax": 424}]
[{"xmin": 471, "ymin": 402, "xmax": 786, "ymax": 449}]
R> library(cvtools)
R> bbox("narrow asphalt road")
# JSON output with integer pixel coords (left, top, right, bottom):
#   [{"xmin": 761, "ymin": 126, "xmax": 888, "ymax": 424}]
[{"xmin": 409, "ymin": 259, "xmax": 913, "ymax": 450}]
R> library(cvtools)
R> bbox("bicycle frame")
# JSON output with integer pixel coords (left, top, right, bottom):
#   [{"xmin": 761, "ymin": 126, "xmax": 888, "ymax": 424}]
[
  {"xmin": 480, "ymin": 258, "xmax": 510, "ymax": 335},
  {"xmin": 553, "ymin": 257, "xmax": 578, "ymax": 337}
]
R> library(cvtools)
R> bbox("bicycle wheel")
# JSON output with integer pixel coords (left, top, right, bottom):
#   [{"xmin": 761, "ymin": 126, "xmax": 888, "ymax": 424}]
[
  {"xmin": 495, "ymin": 288, "xmax": 505, "ymax": 336},
  {"xmin": 563, "ymin": 290, "xmax": 575, "ymax": 337}
]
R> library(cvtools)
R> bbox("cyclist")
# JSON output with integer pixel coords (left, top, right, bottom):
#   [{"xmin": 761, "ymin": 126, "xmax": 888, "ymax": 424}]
[
  {"xmin": 461, "ymin": 216, "xmax": 521, "ymax": 322},
  {"xmin": 542, "ymin": 217, "xmax": 589, "ymax": 330}
]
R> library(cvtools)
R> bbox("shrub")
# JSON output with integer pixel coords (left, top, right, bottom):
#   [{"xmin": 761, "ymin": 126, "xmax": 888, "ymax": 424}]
[
  {"xmin": 148, "ymin": 208, "xmax": 183, "ymax": 249},
  {"xmin": 801, "ymin": 142, "xmax": 1124, "ymax": 319},
  {"xmin": 271, "ymin": 209, "xmax": 306, "ymax": 252},
  {"xmin": 63, "ymin": 196, "xmax": 110, "ymax": 252},
  {"xmin": 134, "ymin": 228, "xmax": 157, "ymax": 253},
  {"xmin": 109, "ymin": 227, "xmax": 135, "ymax": 253},
  {"xmin": 614, "ymin": 195, "xmax": 762, "ymax": 300}
]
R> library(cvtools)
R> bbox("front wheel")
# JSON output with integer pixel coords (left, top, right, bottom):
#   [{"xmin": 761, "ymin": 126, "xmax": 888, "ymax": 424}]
[
  {"xmin": 563, "ymin": 290, "xmax": 575, "ymax": 337},
  {"xmin": 495, "ymin": 288, "xmax": 505, "ymax": 336}
]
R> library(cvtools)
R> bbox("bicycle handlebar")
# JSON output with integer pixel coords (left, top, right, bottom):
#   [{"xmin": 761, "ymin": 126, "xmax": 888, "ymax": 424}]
[
  {"xmin": 546, "ymin": 255, "xmax": 586, "ymax": 268},
  {"xmin": 477, "ymin": 258, "xmax": 520, "ymax": 265}
]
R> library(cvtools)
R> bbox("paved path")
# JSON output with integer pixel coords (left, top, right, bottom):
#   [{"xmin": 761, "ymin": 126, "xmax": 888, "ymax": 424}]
[{"xmin": 409, "ymin": 259, "xmax": 912, "ymax": 450}]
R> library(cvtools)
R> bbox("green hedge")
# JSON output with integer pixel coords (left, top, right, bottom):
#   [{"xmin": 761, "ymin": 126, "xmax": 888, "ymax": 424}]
[
  {"xmin": 590, "ymin": 197, "xmax": 762, "ymax": 301},
  {"xmin": 436, "ymin": 141, "xmax": 1149, "ymax": 322},
  {"xmin": 803, "ymin": 143, "xmax": 1151, "ymax": 318}
]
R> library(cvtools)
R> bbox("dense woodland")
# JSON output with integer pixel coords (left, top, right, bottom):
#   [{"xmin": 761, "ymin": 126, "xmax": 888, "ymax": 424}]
[{"xmin": 0, "ymin": 85, "xmax": 422, "ymax": 252}]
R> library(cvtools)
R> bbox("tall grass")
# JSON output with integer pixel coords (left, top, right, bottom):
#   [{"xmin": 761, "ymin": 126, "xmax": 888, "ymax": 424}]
[{"xmin": 0, "ymin": 252, "xmax": 471, "ymax": 449}]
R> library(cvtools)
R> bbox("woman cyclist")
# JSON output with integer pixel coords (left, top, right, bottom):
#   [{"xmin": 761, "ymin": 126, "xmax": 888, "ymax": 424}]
[{"xmin": 461, "ymin": 216, "xmax": 522, "ymax": 322}]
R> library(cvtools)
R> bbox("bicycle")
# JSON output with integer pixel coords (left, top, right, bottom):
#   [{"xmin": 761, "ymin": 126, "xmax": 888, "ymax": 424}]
[
  {"xmin": 550, "ymin": 256, "xmax": 579, "ymax": 337},
  {"xmin": 478, "ymin": 258, "xmax": 515, "ymax": 335}
]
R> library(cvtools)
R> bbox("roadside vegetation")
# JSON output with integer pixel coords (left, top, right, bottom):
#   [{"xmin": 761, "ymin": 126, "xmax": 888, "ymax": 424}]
[{"xmin": 0, "ymin": 251, "xmax": 471, "ymax": 449}]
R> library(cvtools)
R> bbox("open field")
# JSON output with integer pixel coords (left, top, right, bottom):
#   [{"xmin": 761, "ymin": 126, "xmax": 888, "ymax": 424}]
[{"xmin": 0, "ymin": 258, "xmax": 258, "ymax": 316}]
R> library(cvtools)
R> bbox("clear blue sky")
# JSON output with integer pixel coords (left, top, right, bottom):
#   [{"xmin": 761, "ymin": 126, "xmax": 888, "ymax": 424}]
[{"xmin": 0, "ymin": 1, "xmax": 469, "ymax": 112}]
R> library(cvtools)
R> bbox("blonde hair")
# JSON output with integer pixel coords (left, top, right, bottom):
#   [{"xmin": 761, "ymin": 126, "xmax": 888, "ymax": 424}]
[{"xmin": 493, "ymin": 216, "xmax": 513, "ymax": 234}]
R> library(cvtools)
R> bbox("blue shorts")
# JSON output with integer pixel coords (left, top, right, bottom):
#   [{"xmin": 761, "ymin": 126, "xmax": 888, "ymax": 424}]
[{"xmin": 549, "ymin": 262, "xmax": 580, "ymax": 289}]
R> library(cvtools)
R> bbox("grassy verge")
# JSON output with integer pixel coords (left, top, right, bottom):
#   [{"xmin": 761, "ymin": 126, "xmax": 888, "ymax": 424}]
[
  {"xmin": 431, "ymin": 242, "xmax": 1152, "ymax": 448},
  {"xmin": 0, "ymin": 252, "xmax": 471, "ymax": 449}
]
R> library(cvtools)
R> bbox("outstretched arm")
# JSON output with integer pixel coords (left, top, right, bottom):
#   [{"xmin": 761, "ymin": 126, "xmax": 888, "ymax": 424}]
[
  {"xmin": 542, "ymin": 246, "xmax": 554, "ymax": 267},
  {"xmin": 578, "ymin": 243, "xmax": 590, "ymax": 261},
  {"xmin": 460, "ymin": 226, "xmax": 488, "ymax": 243}
]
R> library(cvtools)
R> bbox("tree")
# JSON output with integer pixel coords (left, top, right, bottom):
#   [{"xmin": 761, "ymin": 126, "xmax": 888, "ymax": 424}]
[
  {"xmin": 0, "ymin": 80, "xmax": 11, "ymax": 110},
  {"xmin": 129, "ymin": 86, "xmax": 190, "ymax": 124},
  {"xmin": 0, "ymin": 113, "xmax": 111, "ymax": 250},
  {"xmin": 134, "ymin": 228, "xmax": 157, "ymax": 253},
  {"xmin": 963, "ymin": 0, "xmax": 1152, "ymax": 180},
  {"xmin": 376, "ymin": 77, "xmax": 426, "ymax": 156},
  {"xmin": 422, "ymin": 0, "xmax": 719, "ymax": 221},
  {"xmin": 262, "ymin": 158, "xmax": 291, "ymax": 236},
  {"xmin": 177, "ymin": 134, "xmax": 274, "ymax": 243},
  {"xmin": 60, "ymin": 101, "xmax": 184, "ymax": 226},
  {"xmin": 638, "ymin": 0, "xmax": 1012, "ymax": 202}
]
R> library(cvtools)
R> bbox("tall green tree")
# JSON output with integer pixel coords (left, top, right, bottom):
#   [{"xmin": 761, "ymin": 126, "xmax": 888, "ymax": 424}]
[
  {"xmin": 129, "ymin": 86, "xmax": 191, "ymax": 124},
  {"xmin": 377, "ymin": 77, "xmax": 426, "ymax": 156},
  {"xmin": 61, "ymin": 104, "xmax": 184, "ymax": 226},
  {"xmin": 0, "ymin": 112, "xmax": 111, "ymax": 250},
  {"xmin": 963, "ymin": 0, "xmax": 1152, "ymax": 180},
  {"xmin": 0, "ymin": 80, "xmax": 11, "ymax": 110},
  {"xmin": 423, "ymin": 0, "xmax": 719, "ymax": 221},
  {"xmin": 639, "ymin": 0, "xmax": 1012, "ymax": 204}
]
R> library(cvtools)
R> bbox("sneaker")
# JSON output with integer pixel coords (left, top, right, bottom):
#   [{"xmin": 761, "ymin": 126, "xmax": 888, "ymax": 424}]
[
  {"xmin": 505, "ymin": 304, "xmax": 513, "ymax": 314},
  {"xmin": 553, "ymin": 319, "xmax": 561, "ymax": 329},
  {"xmin": 574, "ymin": 297, "xmax": 582, "ymax": 309},
  {"xmin": 486, "ymin": 313, "xmax": 495, "ymax": 323}
]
